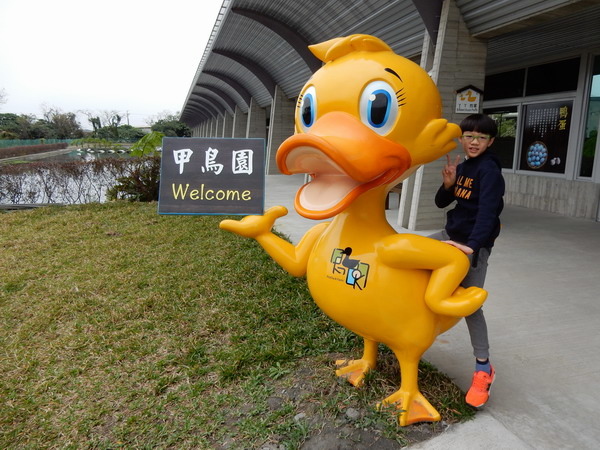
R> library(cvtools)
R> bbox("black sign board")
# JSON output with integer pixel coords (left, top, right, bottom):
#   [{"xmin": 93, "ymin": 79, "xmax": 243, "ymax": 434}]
[
  {"xmin": 519, "ymin": 101, "xmax": 572, "ymax": 174},
  {"xmin": 158, "ymin": 137, "xmax": 265, "ymax": 215}
]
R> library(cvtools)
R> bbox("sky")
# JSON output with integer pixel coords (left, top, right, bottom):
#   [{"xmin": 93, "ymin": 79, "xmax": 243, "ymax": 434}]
[{"xmin": 0, "ymin": 0, "xmax": 223, "ymax": 128}]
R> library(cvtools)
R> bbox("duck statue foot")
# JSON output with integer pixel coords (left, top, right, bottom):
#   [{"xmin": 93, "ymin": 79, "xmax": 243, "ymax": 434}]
[
  {"xmin": 335, "ymin": 338, "xmax": 378, "ymax": 386},
  {"xmin": 335, "ymin": 358, "xmax": 374, "ymax": 386},
  {"xmin": 379, "ymin": 389, "xmax": 441, "ymax": 426}
]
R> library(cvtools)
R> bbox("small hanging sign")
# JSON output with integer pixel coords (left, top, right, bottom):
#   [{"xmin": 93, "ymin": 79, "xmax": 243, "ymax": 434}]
[{"xmin": 455, "ymin": 85, "xmax": 483, "ymax": 114}]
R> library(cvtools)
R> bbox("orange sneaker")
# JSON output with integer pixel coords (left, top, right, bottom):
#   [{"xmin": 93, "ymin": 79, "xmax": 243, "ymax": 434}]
[{"xmin": 465, "ymin": 365, "xmax": 495, "ymax": 407}]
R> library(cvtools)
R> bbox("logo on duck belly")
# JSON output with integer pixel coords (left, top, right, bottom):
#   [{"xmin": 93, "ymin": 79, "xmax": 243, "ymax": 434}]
[{"xmin": 330, "ymin": 247, "xmax": 370, "ymax": 290}]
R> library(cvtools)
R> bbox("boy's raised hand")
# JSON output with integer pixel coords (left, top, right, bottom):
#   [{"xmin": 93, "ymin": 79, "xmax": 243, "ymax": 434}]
[{"xmin": 442, "ymin": 154, "xmax": 461, "ymax": 189}]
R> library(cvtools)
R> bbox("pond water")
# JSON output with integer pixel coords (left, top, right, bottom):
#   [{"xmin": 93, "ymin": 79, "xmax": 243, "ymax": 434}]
[
  {"xmin": 16, "ymin": 147, "xmax": 134, "ymax": 164},
  {"xmin": 0, "ymin": 148, "xmax": 142, "ymax": 205}
]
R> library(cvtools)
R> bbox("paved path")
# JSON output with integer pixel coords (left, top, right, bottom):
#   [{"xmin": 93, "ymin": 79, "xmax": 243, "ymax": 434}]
[
  {"xmin": 265, "ymin": 174, "xmax": 600, "ymax": 449},
  {"xmin": 0, "ymin": 146, "xmax": 75, "ymax": 164}
]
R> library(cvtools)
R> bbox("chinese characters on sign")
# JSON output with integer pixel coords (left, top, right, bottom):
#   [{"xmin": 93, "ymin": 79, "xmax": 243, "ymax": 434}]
[
  {"xmin": 159, "ymin": 138, "xmax": 265, "ymax": 215},
  {"xmin": 455, "ymin": 85, "xmax": 482, "ymax": 114},
  {"xmin": 232, "ymin": 149, "xmax": 253, "ymax": 175},
  {"xmin": 173, "ymin": 148, "xmax": 193, "ymax": 174},
  {"xmin": 520, "ymin": 101, "xmax": 572, "ymax": 174}
]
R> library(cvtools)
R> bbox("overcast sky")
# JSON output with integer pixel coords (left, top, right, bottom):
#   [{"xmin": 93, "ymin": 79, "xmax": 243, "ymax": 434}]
[{"xmin": 0, "ymin": 0, "xmax": 223, "ymax": 128}]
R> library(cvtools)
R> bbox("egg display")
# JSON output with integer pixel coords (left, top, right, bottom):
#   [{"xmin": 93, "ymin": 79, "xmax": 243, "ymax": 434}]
[{"xmin": 527, "ymin": 141, "xmax": 548, "ymax": 169}]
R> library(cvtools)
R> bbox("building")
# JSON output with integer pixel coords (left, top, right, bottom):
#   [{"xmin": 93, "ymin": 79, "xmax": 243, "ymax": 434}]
[{"xmin": 180, "ymin": 0, "xmax": 600, "ymax": 228}]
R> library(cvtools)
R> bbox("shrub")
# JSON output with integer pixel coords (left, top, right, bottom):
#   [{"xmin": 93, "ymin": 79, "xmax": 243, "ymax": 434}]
[
  {"xmin": 103, "ymin": 131, "xmax": 165, "ymax": 202},
  {"xmin": 106, "ymin": 156, "xmax": 161, "ymax": 202},
  {"xmin": 0, "ymin": 158, "xmax": 133, "ymax": 204}
]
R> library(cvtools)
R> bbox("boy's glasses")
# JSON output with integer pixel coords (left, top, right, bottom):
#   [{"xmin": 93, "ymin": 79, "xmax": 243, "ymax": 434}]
[{"xmin": 461, "ymin": 134, "xmax": 491, "ymax": 142}]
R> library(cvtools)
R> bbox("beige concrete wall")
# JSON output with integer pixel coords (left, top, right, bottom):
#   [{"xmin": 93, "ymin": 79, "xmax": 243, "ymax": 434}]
[
  {"xmin": 232, "ymin": 105, "xmax": 247, "ymax": 138},
  {"xmin": 215, "ymin": 115, "xmax": 224, "ymax": 137},
  {"xmin": 504, "ymin": 173, "xmax": 600, "ymax": 219},
  {"xmin": 267, "ymin": 86, "xmax": 296, "ymax": 174},
  {"xmin": 246, "ymin": 98, "xmax": 267, "ymax": 140},
  {"xmin": 223, "ymin": 112, "xmax": 233, "ymax": 138},
  {"xmin": 411, "ymin": 0, "xmax": 489, "ymax": 231}
]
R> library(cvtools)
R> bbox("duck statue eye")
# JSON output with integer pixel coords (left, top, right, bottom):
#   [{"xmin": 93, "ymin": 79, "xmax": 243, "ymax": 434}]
[
  {"xmin": 359, "ymin": 80, "xmax": 399, "ymax": 135},
  {"xmin": 298, "ymin": 86, "xmax": 317, "ymax": 132}
]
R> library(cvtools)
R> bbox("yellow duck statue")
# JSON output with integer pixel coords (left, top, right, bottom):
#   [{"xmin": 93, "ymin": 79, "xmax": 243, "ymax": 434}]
[{"xmin": 220, "ymin": 34, "xmax": 487, "ymax": 426}]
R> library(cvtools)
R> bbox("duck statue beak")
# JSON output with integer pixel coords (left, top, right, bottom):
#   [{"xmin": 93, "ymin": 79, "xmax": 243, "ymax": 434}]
[{"xmin": 276, "ymin": 111, "xmax": 412, "ymax": 220}]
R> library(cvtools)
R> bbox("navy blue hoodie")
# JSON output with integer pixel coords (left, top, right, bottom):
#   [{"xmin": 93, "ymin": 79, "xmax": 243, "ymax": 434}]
[{"xmin": 435, "ymin": 151, "xmax": 504, "ymax": 252}]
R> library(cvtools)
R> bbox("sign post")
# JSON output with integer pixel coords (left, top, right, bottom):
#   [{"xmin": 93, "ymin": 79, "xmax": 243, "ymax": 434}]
[{"xmin": 158, "ymin": 137, "xmax": 265, "ymax": 215}]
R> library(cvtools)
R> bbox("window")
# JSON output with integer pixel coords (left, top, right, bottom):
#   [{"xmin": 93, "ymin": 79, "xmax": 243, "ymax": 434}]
[
  {"xmin": 525, "ymin": 58, "xmax": 579, "ymax": 96},
  {"xmin": 484, "ymin": 70, "xmax": 525, "ymax": 101},
  {"xmin": 579, "ymin": 56, "xmax": 600, "ymax": 178},
  {"xmin": 484, "ymin": 57, "xmax": 582, "ymax": 175},
  {"xmin": 485, "ymin": 106, "xmax": 518, "ymax": 169},
  {"xmin": 485, "ymin": 58, "xmax": 580, "ymax": 101}
]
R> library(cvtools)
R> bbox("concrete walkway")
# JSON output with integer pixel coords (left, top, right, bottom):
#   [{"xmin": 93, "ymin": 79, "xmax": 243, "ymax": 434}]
[
  {"xmin": 0, "ymin": 146, "xmax": 76, "ymax": 164},
  {"xmin": 264, "ymin": 174, "xmax": 600, "ymax": 449}
]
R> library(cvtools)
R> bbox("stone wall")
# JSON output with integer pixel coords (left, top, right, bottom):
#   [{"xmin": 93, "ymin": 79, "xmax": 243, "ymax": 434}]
[{"xmin": 504, "ymin": 173, "xmax": 600, "ymax": 220}]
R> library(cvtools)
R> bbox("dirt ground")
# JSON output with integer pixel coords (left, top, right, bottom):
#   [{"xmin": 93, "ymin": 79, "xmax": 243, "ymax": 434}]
[
  {"xmin": 217, "ymin": 354, "xmax": 463, "ymax": 449},
  {"xmin": 265, "ymin": 365, "xmax": 449, "ymax": 449}
]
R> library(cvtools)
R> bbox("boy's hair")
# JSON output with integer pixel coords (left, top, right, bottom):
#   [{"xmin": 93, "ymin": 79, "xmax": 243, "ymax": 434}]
[{"xmin": 460, "ymin": 114, "xmax": 498, "ymax": 138}]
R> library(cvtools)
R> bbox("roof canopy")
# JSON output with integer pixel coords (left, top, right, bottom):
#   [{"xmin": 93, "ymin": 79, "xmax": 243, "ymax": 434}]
[{"xmin": 181, "ymin": 0, "xmax": 598, "ymax": 126}]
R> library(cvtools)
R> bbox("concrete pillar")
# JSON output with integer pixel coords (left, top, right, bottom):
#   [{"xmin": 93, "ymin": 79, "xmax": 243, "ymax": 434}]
[
  {"xmin": 412, "ymin": 0, "xmax": 488, "ymax": 231},
  {"xmin": 246, "ymin": 97, "xmax": 267, "ymax": 141},
  {"xmin": 267, "ymin": 85, "xmax": 296, "ymax": 174},
  {"xmin": 232, "ymin": 105, "xmax": 247, "ymax": 138},
  {"xmin": 215, "ymin": 114, "xmax": 224, "ymax": 137},
  {"xmin": 223, "ymin": 112, "xmax": 234, "ymax": 138}
]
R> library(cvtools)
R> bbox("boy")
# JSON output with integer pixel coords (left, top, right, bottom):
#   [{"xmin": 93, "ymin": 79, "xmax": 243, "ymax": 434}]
[{"xmin": 430, "ymin": 113, "xmax": 504, "ymax": 407}]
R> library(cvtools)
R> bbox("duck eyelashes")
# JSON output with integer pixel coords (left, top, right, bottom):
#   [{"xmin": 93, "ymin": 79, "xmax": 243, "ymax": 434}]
[
  {"xmin": 396, "ymin": 89, "xmax": 406, "ymax": 107},
  {"xmin": 296, "ymin": 94, "xmax": 303, "ymax": 109}
]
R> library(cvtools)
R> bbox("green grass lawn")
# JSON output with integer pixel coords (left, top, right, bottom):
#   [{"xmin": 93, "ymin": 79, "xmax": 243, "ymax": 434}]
[{"xmin": 0, "ymin": 202, "xmax": 474, "ymax": 448}]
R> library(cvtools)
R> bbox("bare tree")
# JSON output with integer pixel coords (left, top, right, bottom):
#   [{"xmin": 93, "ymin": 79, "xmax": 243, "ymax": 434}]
[
  {"xmin": 145, "ymin": 110, "xmax": 179, "ymax": 127},
  {"xmin": 99, "ymin": 110, "xmax": 124, "ymax": 128},
  {"xmin": 40, "ymin": 104, "xmax": 84, "ymax": 139},
  {"xmin": 41, "ymin": 103, "xmax": 61, "ymax": 122},
  {"xmin": 79, "ymin": 109, "xmax": 104, "ymax": 133},
  {"xmin": 0, "ymin": 88, "xmax": 7, "ymax": 109}
]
